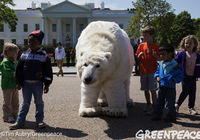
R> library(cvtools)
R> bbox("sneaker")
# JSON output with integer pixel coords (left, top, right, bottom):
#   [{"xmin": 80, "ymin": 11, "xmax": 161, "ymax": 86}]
[
  {"xmin": 189, "ymin": 108, "xmax": 198, "ymax": 115},
  {"xmin": 175, "ymin": 104, "xmax": 179, "ymax": 113},
  {"xmin": 9, "ymin": 122, "xmax": 24, "ymax": 130},
  {"xmin": 36, "ymin": 122, "xmax": 46, "ymax": 129},
  {"xmin": 7, "ymin": 116, "xmax": 15, "ymax": 123}
]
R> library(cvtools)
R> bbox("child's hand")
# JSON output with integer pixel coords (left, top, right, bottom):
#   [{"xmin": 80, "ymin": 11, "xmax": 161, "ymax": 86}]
[
  {"xmin": 153, "ymin": 50, "xmax": 160, "ymax": 60},
  {"xmin": 44, "ymin": 86, "xmax": 49, "ymax": 94},
  {"xmin": 156, "ymin": 77, "xmax": 160, "ymax": 82},
  {"xmin": 17, "ymin": 85, "xmax": 22, "ymax": 90},
  {"xmin": 138, "ymin": 52, "xmax": 144, "ymax": 59}
]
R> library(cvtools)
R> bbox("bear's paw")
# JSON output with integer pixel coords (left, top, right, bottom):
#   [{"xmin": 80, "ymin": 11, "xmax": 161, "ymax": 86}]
[{"xmin": 79, "ymin": 107, "xmax": 101, "ymax": 117}]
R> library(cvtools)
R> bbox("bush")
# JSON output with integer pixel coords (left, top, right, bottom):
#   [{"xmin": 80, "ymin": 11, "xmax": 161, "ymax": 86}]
[{"xmin": 41, "ymin": 45, "xmax": 56, "ymax": 54}]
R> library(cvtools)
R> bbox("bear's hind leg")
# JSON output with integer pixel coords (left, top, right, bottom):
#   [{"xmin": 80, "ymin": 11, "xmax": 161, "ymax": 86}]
[
  {"xmin": 102, "ymin": 82, "xmax": 128, "ymax": 117},
  {"xmin": 124, "ymin": 78, "xmax": 134, "ymax": 107}
]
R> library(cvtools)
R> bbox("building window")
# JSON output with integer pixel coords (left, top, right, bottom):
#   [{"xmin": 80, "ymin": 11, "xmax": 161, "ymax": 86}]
[
  {"xmin": 11, "ymin": 39, "xmax": 16, "ymax": 44},
  {"xmin": 11, "ymin": 27, "xmax": 16, "ymax": 32},
  {"xmin": 119, "ymin": 24, "xmax": 123, "ymax": 29},
  {"xmin": 0, "ymin": 39, "xmax": 4, "ymax": 46},
  {"xmin": 66, "ymin": 24, "xmax": 70, "ymax": 32},
  {"xmin": 52, "ymin": 24, "xmax": 56, "ymax": 32},
  {"xmin": 35, "ymin": 24, "xmax": 40, "ymax": 30},
  {"xmin": 79, "ymin": 24, "xmax": 84, "ymax": 33},
  {"xmin": 0, "ymin": 24, "xmax": 4, "ymax": 32},
  {"xmin": 24, "ymin": 24, "xmax": 28, "ymax": 32},
  {"xmin": 24, "ymin": 39, "xmax": 28, "ymax": 45},
  {"xmin": 52, "ymin": 39, "xmax": 57, "ymax": 46}
]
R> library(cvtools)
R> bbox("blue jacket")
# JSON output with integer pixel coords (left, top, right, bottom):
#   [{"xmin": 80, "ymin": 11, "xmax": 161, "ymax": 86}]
[
  {"xmin": 175, "ymin": 51, "xmax": 200, "ymax": 78},
  {"xmin": 154, "ymin": 59, "xmax": 184, "ymax": 88}
]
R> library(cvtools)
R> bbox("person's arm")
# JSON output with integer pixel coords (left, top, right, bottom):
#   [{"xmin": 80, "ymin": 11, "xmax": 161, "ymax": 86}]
[
  {"xmin": 153, "ymin": 45, "xmax": 161, "ymax": 61},
  {"xmin": 15, "ymin": 59, "xmax": 24, "ymax": 90},
  {"xmin": 136, "ymin": 44, "xmax": 144, "ymax": 59},
  {"xmin": 62, "ymin": 48, "xmax": 66, "ymax": 59},
  {"xmin": 170, "ymin": 68, "xmax": 184, "ymax": 84},
  {"xmin": 154, "ymin": 63, "xmax": 160, "ymax": 82},
  {"xmin": 43, "ymin": 56, "xmax": 53, "ymax": 93}
]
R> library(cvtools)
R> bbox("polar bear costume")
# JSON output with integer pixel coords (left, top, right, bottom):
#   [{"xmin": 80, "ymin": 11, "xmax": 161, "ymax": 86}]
[{"xmin": 76, "ymin": 21, "xmax": 135, "ymax": 117}]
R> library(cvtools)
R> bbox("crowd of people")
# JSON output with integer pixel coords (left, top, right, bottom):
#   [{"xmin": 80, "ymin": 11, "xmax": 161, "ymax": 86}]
[{"xmin": 0, "ymin": 25, "xmax": 199, "ymax": 130}]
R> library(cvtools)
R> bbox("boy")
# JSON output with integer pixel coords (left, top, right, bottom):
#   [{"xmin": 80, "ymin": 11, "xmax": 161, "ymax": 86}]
[
  {"xmin": 136, "ymin": 26, "xmax": 160, "ymax": 114},
  {"xmin": 10, "ymin": 30, "xmax": 53, "ymax": 130},
  {"xmin": 55, "ymin": 42, "xmax": 65, "ymax": 76},
  {"xmin": 0, "ymin": 43, "xmax": 19, "ymax": 123},
  {"xmin": 152, "ymin": 44, "xmax": 183, "ymax": 122}
]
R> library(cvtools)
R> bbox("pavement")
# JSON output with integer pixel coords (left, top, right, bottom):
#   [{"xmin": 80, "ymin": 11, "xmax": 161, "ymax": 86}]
[
  {"xmin": 52, "ymin": 66, "xmax": 77, "ymax": 74},
  {"xmin": 0, "ymin": 72, "xmax": 200, "ymax": 140}
]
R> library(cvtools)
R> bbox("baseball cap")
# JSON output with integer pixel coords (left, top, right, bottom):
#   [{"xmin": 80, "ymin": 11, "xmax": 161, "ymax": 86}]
[{"xmin": 29, "ymin": 30, "xmax": 44, "ymax": 44}]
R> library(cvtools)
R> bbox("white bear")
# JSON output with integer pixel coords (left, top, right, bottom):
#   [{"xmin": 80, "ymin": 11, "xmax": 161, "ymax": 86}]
[{"xmin": 76, "ymin": 21, "xmax": 135, "ymax": 117}]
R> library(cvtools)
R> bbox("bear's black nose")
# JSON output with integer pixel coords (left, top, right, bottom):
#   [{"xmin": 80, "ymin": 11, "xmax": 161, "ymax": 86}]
[{"xmin": 84, "ymin": 77, "xmax": 92, "ymax": 84}]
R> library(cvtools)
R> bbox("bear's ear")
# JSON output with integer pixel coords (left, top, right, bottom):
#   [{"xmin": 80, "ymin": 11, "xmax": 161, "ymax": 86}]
[{"xmin": 104, "ymin": 52, "xmax": 111, "ymax": 60}]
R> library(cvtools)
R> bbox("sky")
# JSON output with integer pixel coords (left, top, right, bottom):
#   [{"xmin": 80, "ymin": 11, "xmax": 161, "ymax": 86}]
[{"xmin": 11, "ymin": 0, "xmax": 200, "ymax": 19}]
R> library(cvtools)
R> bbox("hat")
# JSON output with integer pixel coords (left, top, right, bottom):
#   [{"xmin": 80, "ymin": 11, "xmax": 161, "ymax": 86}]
[
  {"xmin": 29, "ymin": 30, "xmax": 44, "ymax": 44},
  {"xmin": 159, "ymin": 43, "xmax": 174, "ymax": 52}
]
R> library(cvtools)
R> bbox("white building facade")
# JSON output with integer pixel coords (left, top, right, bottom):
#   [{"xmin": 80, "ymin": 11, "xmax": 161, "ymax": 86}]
[{"xmin": 0, "ymin": 1, "xmax": 134, "ymax": 47}]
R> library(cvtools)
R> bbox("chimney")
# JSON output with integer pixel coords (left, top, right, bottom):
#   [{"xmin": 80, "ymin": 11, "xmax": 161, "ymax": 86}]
[
  {"xmin": 31, "ymin": 1, "xmax": 36, "ymax": 9},
  {"xmin": 100, "ymin": 2, "xmax": 105, "ymax": 9},
  {"xmin": 41, "ymin": 2, "xmax": 51, "ymax": 10}
]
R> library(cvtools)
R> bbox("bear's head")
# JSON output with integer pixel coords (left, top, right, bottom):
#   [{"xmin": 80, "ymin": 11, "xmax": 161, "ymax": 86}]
[{"xmin": 77, "ymin": 51, "xmax": 112, "ymax": 85}]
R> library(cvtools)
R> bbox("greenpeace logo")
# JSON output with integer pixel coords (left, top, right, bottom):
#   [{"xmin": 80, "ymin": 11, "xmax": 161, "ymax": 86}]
[{"xmin": 135, "ymin": 130, "xmax": 200, "ymax": 140}]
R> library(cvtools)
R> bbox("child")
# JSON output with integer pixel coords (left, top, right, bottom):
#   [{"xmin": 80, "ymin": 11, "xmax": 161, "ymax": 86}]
[
  {"xmin": 0, "ymin": 43, "xmax": 19, "ymax": 123},
  {"xmin": 55, "ymin": 42, "xmax": 65, "ymax": 76},
  {"xmin": 152, "ymin": 44, "xmax": 183, "ymax": 122},
  {"xmin": 175, "ymin": 35, "xmax": 200, "ymax": 115},
  {"xmin": 136, "ymin": 25, "xmax": 160, "ymax": 114},
  {"xmin": 10, "ymin": 30, "xmax": 53, "ymax": 130}
]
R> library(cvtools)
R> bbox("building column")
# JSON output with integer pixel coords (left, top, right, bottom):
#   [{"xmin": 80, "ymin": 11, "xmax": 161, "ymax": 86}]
[
  {"xmin": 88, "ymin": 18, "xmax": 91, "ymax": 24},
  {"xmin": 72, "ymin": 18, "xmax": 76, "ymax": 47},
  {"xmin": 57, "ymin": 18, "xmax": 62, "ymax": 43},
  {"xmin": 42, "ymin": 17, "xmax": 47, "ymax": 45}
]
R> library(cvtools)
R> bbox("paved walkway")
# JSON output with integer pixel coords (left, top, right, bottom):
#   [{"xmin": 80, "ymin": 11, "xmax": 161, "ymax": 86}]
[
  {"xmin": 52, "ymin": 66, "xmax": 77, "ymax": 74},
  {"xmin": 0, "ymin": 76, "xmax": 199, "ymax": 140}
]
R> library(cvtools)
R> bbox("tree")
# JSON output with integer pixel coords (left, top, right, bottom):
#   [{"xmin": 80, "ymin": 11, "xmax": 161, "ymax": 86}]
[
  {"xmin": 170, "ymin": 11, "xmax": 195, "ymax": 47},
  {"xmin": 151, "ymin": 12, "xmax": 176, "ymax": 44},
  {"xmin": 127, "ymin": 0, "xmax": 173, "ymax": 40},
  {"xmin": 0, "ymin": 0, "xmax": 18, "ymax": 31},
  {"xmin": 193, "ymin": 18, "xmax": 200, "ymax": 41}
]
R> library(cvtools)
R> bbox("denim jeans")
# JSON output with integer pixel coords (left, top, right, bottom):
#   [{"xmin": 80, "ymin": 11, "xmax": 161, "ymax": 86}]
[
  {"xmin": 153, "ymin": 86, "xmax": 176, "ymax": 119},
  {"xmin": 17, "ymin": 81, "xmax": 44, "ymax": 123}
]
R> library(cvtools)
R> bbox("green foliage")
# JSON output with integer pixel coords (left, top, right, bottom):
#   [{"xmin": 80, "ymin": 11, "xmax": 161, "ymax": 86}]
[
  {"xmin": 152, "ymin": 12, "xmax": 176, "ymax": 45},
  {"xmin": 127, "ymin": 0, "xmax": 173, "ymax": 40},
  {"xmin": 127, "ymin": 0, "xmax": 200, "ymax": 49},
  {"xmin": 0, "ymin": 0, "xmax": 18, "ymax": 31},
  {"xmin": 41, "ymin": 45, "xmax": 56, "ymax": 54},
  {"xmin": 170, "ymin": 11, "xmax": 195, "ymax": 47},
  {"xmin": 193, "ymin": 18, "xmax": 200, "ymax": 41}
]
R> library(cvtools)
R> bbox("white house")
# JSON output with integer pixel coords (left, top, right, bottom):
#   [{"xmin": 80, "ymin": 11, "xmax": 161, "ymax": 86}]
[{"xmin": 0, "ymin": 0, "xmax": 134, "ymax": 47}]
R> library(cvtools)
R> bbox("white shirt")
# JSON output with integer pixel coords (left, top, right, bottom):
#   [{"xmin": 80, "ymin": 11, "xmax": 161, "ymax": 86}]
[{"xmin": 55, "ymin": 47, "xmax": 66, "ymax": 60}]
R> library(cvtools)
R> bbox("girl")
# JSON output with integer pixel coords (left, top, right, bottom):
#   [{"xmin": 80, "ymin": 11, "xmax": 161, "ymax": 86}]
[{"xmin": 175, "ymin": 35, "xmax": 200, "ymax": 115}]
